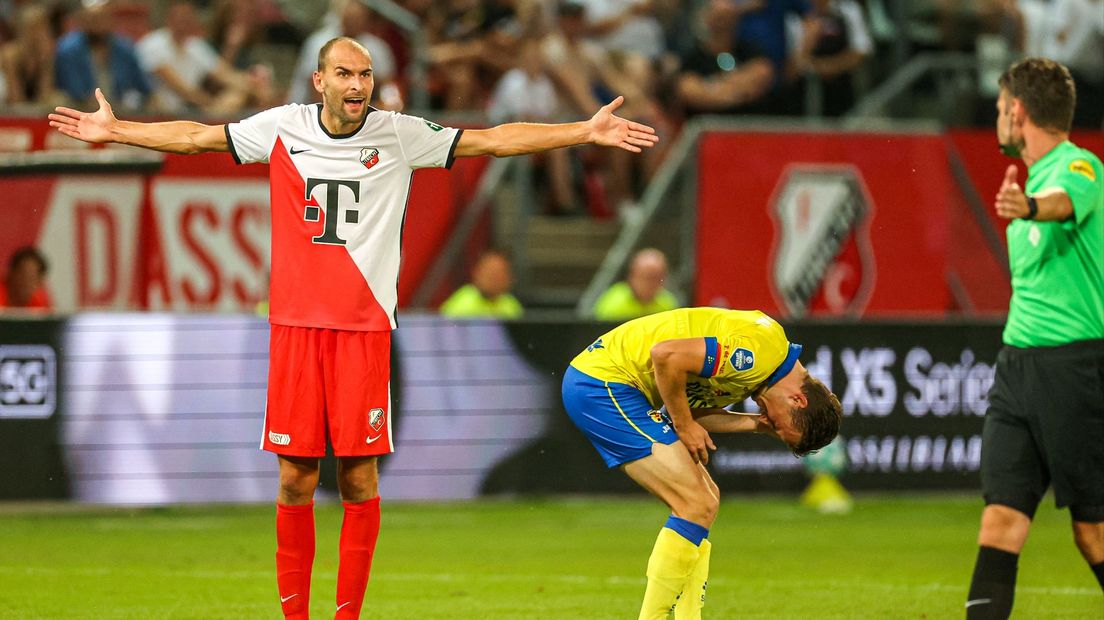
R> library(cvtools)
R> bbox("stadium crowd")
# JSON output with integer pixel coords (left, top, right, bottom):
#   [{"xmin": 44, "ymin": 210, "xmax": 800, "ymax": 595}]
[{"xmin": 3, "ymin": 0, "xmax": 1100, "ymax": 215}]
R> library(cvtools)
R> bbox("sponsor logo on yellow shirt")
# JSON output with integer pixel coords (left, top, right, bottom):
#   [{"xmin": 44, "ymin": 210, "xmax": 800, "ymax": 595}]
[{"xmin": 730, "ymin": 348, "xmax": 755, "ymax": 371}]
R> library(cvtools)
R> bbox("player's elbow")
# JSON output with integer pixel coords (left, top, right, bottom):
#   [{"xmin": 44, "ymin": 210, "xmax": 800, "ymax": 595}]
[
  {"xmin": 186, "ymin": 124, "xmax": 229, "ymax": 154},
  {"xmin": 180, "ymin": 140, "xmax": 206, "ymax": 155},
  {"xmin": 649, "ymin": 342, "xmax": 676, "ymax": 368}
]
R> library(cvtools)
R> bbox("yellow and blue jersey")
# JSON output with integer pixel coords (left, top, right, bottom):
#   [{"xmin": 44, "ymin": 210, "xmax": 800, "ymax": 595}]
[{"xmin": 570, "ymin": 308, "xmax": 800, "ymax": 410}]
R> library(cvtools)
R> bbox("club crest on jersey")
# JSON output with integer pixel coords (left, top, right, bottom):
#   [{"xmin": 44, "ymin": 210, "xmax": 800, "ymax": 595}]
[
  {"xmin": 768, "ymin": 165, "xmax": 875, "ymax": 319},
  {"xmin": 729, "ymin": 348, "xmax": 755, "ymax": 371},
  {"xmin": 359, "ymin": 147, "xmax": 380, "ymax": 170},
  {"xmin": 368, "ymin": 407, "xmax": 386, "ymax": 431}
]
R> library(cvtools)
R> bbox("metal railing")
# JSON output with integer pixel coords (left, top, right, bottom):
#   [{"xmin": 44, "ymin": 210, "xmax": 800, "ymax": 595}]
[
  {"xmin": 842, "ymin": 52, "xmax": 978, "ymax": 128},
  {"xmin": 409, "ymin": 156, "xmax": 519, "ymax": 308},
  {"xmin": 573, "ymin": 119, "xmax": 702, "ymax": 318},
  {"xmin": 365, "ymin": 0, "xmax": 428, "ymax": 111},
  {"xmin": 573, "ymin": 115, "xmax": 948, "ymax": 319}
]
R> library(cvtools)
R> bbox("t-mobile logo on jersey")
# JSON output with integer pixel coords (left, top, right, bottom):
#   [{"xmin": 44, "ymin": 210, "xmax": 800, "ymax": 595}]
[{"xmin": 303, "ymin": 178, "xmax": 362, "ymax": 245}]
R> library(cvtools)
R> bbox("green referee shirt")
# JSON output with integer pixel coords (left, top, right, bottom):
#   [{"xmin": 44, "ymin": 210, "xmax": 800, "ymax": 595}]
[
  {"xmin": 1003, "ymin": 141, "xmax": 1104, "ymax": 347},
  {"xmin": 439, "ymin": 284, "xmax": 524, "ymax": 320},
  {"xmin": 592, "ymin": 282, "xmax": 679, "ymax": 321}
]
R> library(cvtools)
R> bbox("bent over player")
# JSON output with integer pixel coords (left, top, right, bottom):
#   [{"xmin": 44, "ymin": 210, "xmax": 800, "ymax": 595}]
[
  {"xmin": 965, "ymin": 58, "xmax": 1104, "ymax": 619},
  {"xmin": 562, "ymin": 307, "xmax": 842, "ymax": 619},
  {"xmin": 49, "ymin": 37, "xmax": 658, "ymax": 619}
]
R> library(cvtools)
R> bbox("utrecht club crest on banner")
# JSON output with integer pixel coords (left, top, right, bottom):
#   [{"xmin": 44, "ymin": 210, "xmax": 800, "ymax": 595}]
[{"xmin": 768, "ymin": 165, "xmax": 876, "ymax": 319}]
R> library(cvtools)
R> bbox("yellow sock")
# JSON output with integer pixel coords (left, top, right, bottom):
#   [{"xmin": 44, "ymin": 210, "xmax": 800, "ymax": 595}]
[
  {"xmin": 638, "ymin": 528, "xmax": 701, "ymax": 620},
  {"xmin": 673, "ymin": 538, "xmax": 710, "ymax": 619}
]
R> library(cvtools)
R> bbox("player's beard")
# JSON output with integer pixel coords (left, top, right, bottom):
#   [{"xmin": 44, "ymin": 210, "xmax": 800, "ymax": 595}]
[
  {"xmin": 998, "ymin": 116, "xmax": 1023, "ymax": 158},
  {"xmin": 324, "ymin": 89, "xmax": 369, "ymax": 128}
]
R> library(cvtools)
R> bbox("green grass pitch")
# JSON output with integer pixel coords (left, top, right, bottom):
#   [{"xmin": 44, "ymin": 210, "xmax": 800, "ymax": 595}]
[{"xmin": 0, "ymin": 495, "xmax": 1099, "ymax": 619}]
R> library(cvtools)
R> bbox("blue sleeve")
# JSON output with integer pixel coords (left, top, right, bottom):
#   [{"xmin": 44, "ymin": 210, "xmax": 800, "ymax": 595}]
[{"xmin": 699, "ymin": 337, "xmax": 720, "ymax": 377}]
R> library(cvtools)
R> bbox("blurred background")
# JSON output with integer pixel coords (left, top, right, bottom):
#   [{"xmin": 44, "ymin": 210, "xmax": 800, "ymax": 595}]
[{"xmin": 0, "ymin": 0, "xmax": 1102, "ymax": 506}]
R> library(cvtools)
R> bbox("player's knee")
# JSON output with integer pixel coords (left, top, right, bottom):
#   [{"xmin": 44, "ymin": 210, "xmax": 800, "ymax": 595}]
[
  {"xmin": 278, "ymin": 477, "xmax": 316, "ymax": 504},
  {"xmin": 1071, "ymin": 520, "xmax": 1104, "ymax": 564},
  {"xmin": 674, "ymin": 489, "xmax": 719, "ymax": 528},
  {"xmin": 978, "ymin": 504, "xmax": 1032, "ymax": 552},
  {"xmin": 337, "ymin": 475, "xmax": 378, "ymax": 503},
  {"xmin": 701, "ymin": 491, "xmax": 720, "ymax": 525},
  {"xmin": 336, "ymin": 457, "xmax": 379, "ymax": 502},
  {"xmin": 277, "ymin": 460, "xmax": 320, "ymax": 504}
]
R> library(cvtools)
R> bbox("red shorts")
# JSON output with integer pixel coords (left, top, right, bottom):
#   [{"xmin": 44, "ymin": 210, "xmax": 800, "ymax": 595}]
[{"xmin": 262, "ymin": 324, "xmax": 393, "ymax": 457}]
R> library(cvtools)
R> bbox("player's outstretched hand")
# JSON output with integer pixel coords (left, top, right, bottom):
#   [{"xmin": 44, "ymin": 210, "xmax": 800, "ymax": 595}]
[
  {"xmin": 48, "ymin": 88, "xmax": 118, "ymax": 145},
  {"xmin": 994, "ymin": 164, "xmax": 1028, "ymax": 220},
  {"xmin": 588, "ymin": 96, "xmax": 660, "ymax": 153},
  {"xmin": 677, "ymin": 419, "xmax": 717, "ymax": 465}
]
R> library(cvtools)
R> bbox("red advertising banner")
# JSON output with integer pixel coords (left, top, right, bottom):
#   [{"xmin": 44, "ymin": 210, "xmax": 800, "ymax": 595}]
[
  {"xmin": 6, "ymin": 117, "xmax": 1098, "ymax": 318},
  {"xmin": 0, "ymin": 118, "xmax": 485, "ymax": 313},
  {"xmin": 696, "ymin": 131, "xmax": 955, "ymax": 317},
  {"xmin": 695, "ymin": 129, "xmax": 1103, "ymax": 318}
]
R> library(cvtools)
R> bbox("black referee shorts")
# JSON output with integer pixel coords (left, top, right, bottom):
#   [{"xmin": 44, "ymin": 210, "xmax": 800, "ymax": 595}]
[{"xmin": 981, "ymin": 339, "xmax": 1104, "ymax": 523}]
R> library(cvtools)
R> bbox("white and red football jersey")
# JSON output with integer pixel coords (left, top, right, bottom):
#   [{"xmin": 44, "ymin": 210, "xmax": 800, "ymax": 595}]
[{"xmin": 226, "ymin": 103, "xmax": 462, "ymax": 331}]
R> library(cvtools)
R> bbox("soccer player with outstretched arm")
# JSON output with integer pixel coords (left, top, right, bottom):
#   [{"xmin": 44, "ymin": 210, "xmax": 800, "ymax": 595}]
[
  {"xmin": 49, "ymin": 36, "xmax": 658, "ymax": 619},
  {"xmin": 965, "ymin": 57, "xmax": 1104, "ymax": 620},
  {"xmin": 562, "ymin": 307, "xmax": 842, "ymax": 619}
]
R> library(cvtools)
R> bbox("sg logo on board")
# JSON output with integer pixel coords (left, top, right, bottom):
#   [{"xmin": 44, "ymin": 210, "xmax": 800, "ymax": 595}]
[{"xmin": 0, "ymin": 345, "xmax": 57, "ymax": 419}]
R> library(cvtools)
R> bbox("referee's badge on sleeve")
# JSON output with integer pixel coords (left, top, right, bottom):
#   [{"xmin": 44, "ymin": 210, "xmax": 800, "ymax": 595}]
[{"xmin": 1068, "ymin": 159, "xmax": 1096, "ymax": 181}]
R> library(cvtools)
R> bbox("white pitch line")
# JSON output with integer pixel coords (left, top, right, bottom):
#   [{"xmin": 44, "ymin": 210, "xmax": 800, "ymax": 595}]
[{"xmin": 0, "ymin": 566, "xmax": 1097, "ymax": 597}]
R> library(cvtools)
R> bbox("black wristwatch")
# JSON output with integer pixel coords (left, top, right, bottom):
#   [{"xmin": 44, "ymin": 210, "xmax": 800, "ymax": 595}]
[{"xmin": 1023, "ymin": 195, "xmax": 1038, "ymax": 220}]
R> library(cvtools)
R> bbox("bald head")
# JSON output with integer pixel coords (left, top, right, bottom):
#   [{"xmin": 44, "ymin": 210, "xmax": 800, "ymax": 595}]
[
  {"xmin": 317, "ymin": 36, "xmax": 372, "ymax": 72},
  {"xmin": 472, "ymin": 251, "xmax": 514, "ymax": 299},
  {"xmin": 627, "ymin": 248, "xmax": 668, "ymax": 303}
]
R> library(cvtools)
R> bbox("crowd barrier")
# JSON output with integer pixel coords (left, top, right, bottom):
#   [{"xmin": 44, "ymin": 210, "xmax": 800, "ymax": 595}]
[{"xmin": 0, "ymin": 314, "xmax": 1001, "ymax": 504}]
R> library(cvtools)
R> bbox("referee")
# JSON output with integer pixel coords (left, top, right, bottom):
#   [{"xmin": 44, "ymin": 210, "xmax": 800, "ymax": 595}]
[{"xmin": 966, "ymin": 58, "xmax": 1104, "ymax": 619}]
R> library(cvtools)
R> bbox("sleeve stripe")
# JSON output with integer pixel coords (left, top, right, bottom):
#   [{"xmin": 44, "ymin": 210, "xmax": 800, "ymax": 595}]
[
  {"xmin": 224, "ymin": 124, "xmax": 242, "ymax": 165},
  {"xmin": 699, "ymin": 337, "xmax": 720, "ymax": 377},
  {"xmin": 444, "ymin": 128, "xmax": 464, "ymax": 170},
  {"xmin": 764, "ymin": 343, "xmax": 804, "ymax": 387}
]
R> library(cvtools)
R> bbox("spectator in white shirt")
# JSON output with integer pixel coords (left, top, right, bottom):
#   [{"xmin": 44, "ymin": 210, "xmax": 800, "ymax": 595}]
[
  {"xmin": 137, "ymin": 0, "xmax": 275, "ymax": 115},
  {"xmin": 488, "ymin": 40, "xmax": 579, "ymax": 215},
  {"xmin": 1041, "ymin": 0, "xmax": 1104, "ymax": 127}
]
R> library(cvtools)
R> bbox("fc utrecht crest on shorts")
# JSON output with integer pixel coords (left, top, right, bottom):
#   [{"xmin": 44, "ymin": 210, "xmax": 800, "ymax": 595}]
[{"xmin": 226, "ymin": 103, "xmax": 463, "ymax": 331}]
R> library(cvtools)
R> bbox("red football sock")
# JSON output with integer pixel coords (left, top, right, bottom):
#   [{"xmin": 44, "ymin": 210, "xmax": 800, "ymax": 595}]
[
  {"xmin": 335, "ymin": 497, "xmax": 381, "ymax": 619},
  {"xmin": 276, "ymin": 501, "xmax": 316, "ymax": 620}
]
